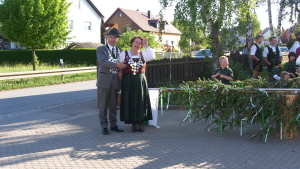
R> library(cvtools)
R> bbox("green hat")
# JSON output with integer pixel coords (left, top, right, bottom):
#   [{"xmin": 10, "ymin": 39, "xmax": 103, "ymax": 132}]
[{"xmin": 107, "ymin": 28, "xmax": 120, "ymax": 37}]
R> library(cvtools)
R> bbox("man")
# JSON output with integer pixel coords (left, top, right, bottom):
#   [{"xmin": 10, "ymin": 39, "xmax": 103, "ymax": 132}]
[
  {"xmin": 96, "ymin": 28, "xmax": 127, "ymax": 135},
  {"xmin": 263, "ymin": 37, "xmax": 283, "ymax": 81},
  {"xmin": 250, "ymin": 35, "xmax": 264, "ymax": 79},
  {"xmin": 289, "ymin": 35, "xmax": 300, "ymax": 53}
]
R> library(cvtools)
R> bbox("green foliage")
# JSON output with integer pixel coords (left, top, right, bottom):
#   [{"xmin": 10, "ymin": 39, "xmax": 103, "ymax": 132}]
[
  {"xmin": 286, "ymin": 41, "xmax": 294, "ymax": 49},
  {"xmin": 160, "ymin": 0, "xmax": 256, "ymax": 69},
  {"xmin": 0, "ymin": 0, "xmax": 71, "ymax": 70},
  {"xmin": 0, "ymin": 0, "xmax": 70, "ymax": 48},
  {"xmin": 117, "ymin": 30, "xmax": 161, "ymax": 49},
  {"xmin": 0, "ymin": 49, "xmax": 97, "ymax": 66},
  {"xmin": 294, "ymin": 24, "xmax": 300, "ymax": 37},
  {"xmin": 171, "ymin": 19, "xmax": 210, "ymax": 53},
  {"xmin": 163, "ymin": 78, "xmax": 300, "ymax": 142},
  {"xmin": 236, "ymin": 12, "xmax": 261, "ymax": 38}
]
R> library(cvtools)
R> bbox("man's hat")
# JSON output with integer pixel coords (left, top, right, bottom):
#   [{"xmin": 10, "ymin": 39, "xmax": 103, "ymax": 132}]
[{"xmin": 107, "ymin": 28, "xmax": 120, "ymax": 37}]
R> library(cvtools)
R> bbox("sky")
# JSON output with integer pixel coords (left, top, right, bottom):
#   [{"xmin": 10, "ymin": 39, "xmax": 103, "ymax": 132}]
[{"xmin": 91, "ymin": 0, "xmax": 296, "ymax": 30}]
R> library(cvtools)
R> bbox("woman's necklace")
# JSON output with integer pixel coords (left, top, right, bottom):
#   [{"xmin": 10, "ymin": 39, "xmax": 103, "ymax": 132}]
[{"xmin": 128, "ymin": 50, "xmax": 144, "ymax": 75}]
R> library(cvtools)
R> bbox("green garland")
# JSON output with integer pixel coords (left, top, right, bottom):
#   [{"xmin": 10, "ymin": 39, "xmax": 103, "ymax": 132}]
[{"xmin": 160, "ymin": 78, "xmax": 300, "ymax": 142}]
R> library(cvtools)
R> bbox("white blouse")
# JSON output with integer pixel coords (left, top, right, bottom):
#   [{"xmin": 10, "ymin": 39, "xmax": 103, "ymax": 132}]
[{"xmin": 118, "ymin": 47, "xmax": 155, "ymax": 62}]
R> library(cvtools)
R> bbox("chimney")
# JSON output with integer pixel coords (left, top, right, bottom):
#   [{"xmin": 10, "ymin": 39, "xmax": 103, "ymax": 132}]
[
  {"xmin": 136, "ymin": 9, "xmax": 139, "ymax": 11},
  {"xmin": 147, "ymin": 10, "xmax": 150, "ymax": 19}
]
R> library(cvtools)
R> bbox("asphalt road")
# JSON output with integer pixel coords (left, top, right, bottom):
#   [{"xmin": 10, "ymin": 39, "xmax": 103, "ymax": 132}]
[{"xmin": 0, "ymin": 80, "xmax": 97, "ymax": 117}]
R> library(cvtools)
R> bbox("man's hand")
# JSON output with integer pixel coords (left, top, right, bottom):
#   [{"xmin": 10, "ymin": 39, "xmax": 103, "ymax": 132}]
[
  {"xmin": 117, "ymin": 71, "xmax": 123, "ymax": 79},
  {"xmin": 116, "ymin": 61, "xmax": 127, "ymax": 69}
]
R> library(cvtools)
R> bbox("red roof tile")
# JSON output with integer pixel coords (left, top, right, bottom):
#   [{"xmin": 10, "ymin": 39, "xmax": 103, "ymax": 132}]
[{"xmin": 104, "ymin": 8, "xmax": 181, "ymax": 35}]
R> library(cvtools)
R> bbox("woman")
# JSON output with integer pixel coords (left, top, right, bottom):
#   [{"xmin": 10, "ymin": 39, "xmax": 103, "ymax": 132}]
[{"xmin": 118, "ymin": 36, "xmax": 155, "ymax": 132}]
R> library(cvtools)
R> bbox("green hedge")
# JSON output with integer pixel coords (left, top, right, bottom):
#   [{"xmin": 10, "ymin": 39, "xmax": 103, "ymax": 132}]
[{"xmin": 0, "ymin": 49, "xmax": 97, "ymax": 65}]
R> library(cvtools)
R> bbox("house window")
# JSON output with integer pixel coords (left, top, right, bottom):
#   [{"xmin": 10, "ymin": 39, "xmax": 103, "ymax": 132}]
[
  {"xmin": 118, "ymin": 12, "xmax": 122, "ymax": 17},
  {"xmin": 69, "ymin": 20, "xmax": 73, "ymax": 30},
  {"xmin": 85, "ymin": 22, "xmax": 92, "ymax": 31},
  {"xmin": 126, "ymin": 24, "xmax": 131, "ymax": 31}
]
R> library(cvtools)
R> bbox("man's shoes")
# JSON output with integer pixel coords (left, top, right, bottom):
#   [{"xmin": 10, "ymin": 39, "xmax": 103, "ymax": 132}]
[
  {"xmin": 138, "ymin": 128, "xmax": 145, "ymax": 132},
  {"xmin": 102, "ymin": 128, "xmax": 109, "ymax": 135},
  {"xmin": 110, "ymin": 126, "xmax": 123, "ymax": 132}
]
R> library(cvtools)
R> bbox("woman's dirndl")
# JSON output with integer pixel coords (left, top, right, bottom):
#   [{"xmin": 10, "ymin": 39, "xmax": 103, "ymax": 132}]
[{"xmin": 120, "ymin": 51, "xmax": 152, "ymax": 124}]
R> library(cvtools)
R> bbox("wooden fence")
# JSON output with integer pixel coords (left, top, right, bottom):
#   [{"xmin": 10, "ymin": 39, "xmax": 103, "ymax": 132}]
[
  {"xmin": 145, "ymin": 58, "xmax": 209, "ymax": 87},
  {"xmin": 97, "ymin": 56, "xmax": 250, "ymax": 88}
]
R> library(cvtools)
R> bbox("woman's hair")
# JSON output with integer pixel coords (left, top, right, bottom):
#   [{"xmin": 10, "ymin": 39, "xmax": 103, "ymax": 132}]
[
  {"xmin": 130, "ymin": 36, "xmax": 143, "ymax": 46},
  {"xmin": 288, "ymin": 52, "xmax": 296, "ymax": 60},
  {"xmin": 244, "ymin": 44, "xmax": 248, "ymax": 48}
]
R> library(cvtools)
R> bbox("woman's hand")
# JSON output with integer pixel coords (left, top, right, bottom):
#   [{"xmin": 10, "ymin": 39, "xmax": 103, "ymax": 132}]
[{"xmin": 142, "ymin": 38, "xmax": 148, "ymax": 48}]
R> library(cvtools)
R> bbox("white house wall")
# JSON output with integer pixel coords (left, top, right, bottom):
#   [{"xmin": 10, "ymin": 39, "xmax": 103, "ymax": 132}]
[
  {"xmin": 67, "ymin": 0, "xmax": 101, "ymax": 44},
  {"xmin": 153, "ymin": 33, "xmax": 181, "ymax": 51}
]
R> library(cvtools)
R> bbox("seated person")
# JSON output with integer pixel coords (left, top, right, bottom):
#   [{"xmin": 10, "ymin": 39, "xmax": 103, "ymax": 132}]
[
  {"xmin": 281, "ymin": 52, "xmax": 300, "ymax": 87},
  {"xmin": 272, "ymin": 59, "xmax": 282, "ymax": 81},
  {"xmin": 282, "ymin": 52, "xmax": 297, "ymax": 79},
  {"xmin": 211, "ymin": 56, "xmax": 234, "ymax": 85}
]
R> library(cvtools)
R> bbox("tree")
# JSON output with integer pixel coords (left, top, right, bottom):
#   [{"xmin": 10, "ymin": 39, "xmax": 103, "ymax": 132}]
[
  {"xmin": 267, "ymin": 0, "xmax": 275, "ymax": 37},
  {"xmin": 0, "ymin": 0, "xmax": 71, "ymax": 70},
  {"xmin": 276, "ymin": 0, "xmax": 291, "ymax": 43},
  {"xmin": 294, "ymin": 23, "xmax": 300, "ymax": 37},
  {"xmin": 117, "ymin": 30, "xmax": 161, "ymax": 49},
  {"xmin": 159, "ymin": 0, "xmax": 256, "ymax": 68},
  {"xmin": 172, "ymin": 19, "xmax": 210, "ymax": 53}
]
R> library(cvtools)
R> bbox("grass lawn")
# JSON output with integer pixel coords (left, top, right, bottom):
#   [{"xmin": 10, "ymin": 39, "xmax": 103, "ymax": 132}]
[
  {"xmin": 0, "ymin": 72, "xmax": 97, "ymax": 91},
  {"xmin": 0, "ymin": 63, "xmax": 94, "ymax": 73}
]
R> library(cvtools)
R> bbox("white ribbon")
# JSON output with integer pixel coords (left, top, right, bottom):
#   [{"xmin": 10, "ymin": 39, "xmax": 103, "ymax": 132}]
[
  {"xmin": 251, "ymin": 107, "xmax": 263, "ymax": 124},
  {"xmin": 166, "ymin": 92, "xmax": 171, "ymax": 109}
]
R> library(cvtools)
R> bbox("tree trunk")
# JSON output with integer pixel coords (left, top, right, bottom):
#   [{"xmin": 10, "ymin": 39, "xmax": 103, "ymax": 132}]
[
  {"xmin": 276, "ymin": 95, "xmax": 298, "ymax": 139},
  {"xmin": 276, "ymin": 0, "xmax": 287, "ymax": 44},
  {"xmin": 246, "ymin": 12, "xmax": 253, "ymax": 77},
  {"xmin": 211, "ymin": 22, "xmax": 221, "ymax": 68},
  {"xmin": 267, "ymin": 0, "xmax": 274, "ymax": 37},
  {"xmin": 32, "ymin": 47, "xmax": 36, "ymax": 71}
]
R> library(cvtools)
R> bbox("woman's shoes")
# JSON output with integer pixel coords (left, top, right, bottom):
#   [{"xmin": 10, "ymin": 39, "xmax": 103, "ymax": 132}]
[
  {"xmin": 131, "ymin": 128, "xmax": 137, "ymax": 132},
  {"xmin": 131, "ymin": 124, "xmax": 144, "ymax": 132}
]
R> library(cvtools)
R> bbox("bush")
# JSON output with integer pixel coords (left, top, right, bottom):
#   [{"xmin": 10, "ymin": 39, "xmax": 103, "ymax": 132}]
[
  {"xmin": 286, "ymin": 41, "xmax": 294, "ymax": 49},
  {"xmin": 0, "ymin": 49, "xmax": 97, "ymax": 66}
]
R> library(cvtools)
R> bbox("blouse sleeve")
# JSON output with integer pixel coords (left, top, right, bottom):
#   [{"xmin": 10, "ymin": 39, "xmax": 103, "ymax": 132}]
[
  {"xmin": 118, "ymin": 51, "xmax": 126, "ymax": 63},
  {"xmin": 142, "ymin": 47, "xmax": 155, "ymax": 62}
]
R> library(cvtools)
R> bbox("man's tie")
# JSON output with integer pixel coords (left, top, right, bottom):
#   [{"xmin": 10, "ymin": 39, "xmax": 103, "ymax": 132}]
[{"xmin": 112, "ymin": 47, "xmax": 116, "ymax": 58}]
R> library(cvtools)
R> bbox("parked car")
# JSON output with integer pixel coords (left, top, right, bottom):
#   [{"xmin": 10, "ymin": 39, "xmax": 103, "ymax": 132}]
[
  {"xmin": 279, "ymin": 46, "xmax": 289, "ymax": 56},
  {"xmin": 193, "ymin": 49, "xmax": 212, "ymax": 58}
]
